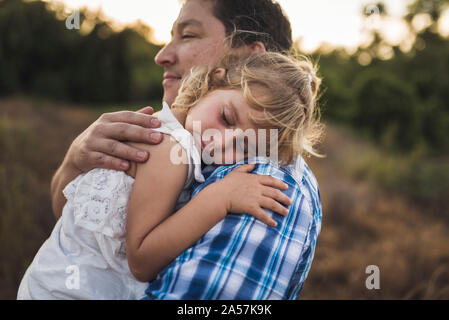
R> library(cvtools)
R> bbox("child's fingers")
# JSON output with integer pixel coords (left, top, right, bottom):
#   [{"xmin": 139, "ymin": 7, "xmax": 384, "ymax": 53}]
[
  {"xmin": 234, "ymin": 163, "xmax": 256, "ymax": 173},
  {"xmin": 260, "ymin": 197, "xmax": 289, "ymax": 216},
  {"xmin": 248, "ymin": 207, "xmax": 278, "ymax": 227},
  {"xmin": 262, "ymin": 187, "xmax": 292, "ymax": 207},
  {"xmin": 258, "ymin": 175, "xmax": 289, "ymax": 190}
]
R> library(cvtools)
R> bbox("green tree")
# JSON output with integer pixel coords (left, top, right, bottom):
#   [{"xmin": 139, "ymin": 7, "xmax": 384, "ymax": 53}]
[{"xmin": 0, "ymin": 0, "xmax": 163, "ymax": 104}]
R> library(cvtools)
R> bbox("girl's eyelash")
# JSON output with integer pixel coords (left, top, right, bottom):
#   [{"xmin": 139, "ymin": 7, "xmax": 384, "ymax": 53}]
[{"xmin": 222, "ymin": 110, "xmax": 231, "ymax": 126}]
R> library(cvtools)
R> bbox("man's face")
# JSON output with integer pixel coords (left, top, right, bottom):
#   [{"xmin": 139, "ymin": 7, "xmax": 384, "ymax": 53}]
[{"xmin": 155, "ymin": 0, "xmax": 227, "ymax": 106}]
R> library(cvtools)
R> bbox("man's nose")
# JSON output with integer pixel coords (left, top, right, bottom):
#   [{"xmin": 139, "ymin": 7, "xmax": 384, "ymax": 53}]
[{"xmin": 155, "ymin": 42, "xmax": 176, "ymax": 66}]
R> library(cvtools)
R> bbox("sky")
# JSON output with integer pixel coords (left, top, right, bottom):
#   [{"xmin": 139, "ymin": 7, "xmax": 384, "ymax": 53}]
[{"xmin": 47, "ymin": 0, "xmax": 448, "ymax": 52}]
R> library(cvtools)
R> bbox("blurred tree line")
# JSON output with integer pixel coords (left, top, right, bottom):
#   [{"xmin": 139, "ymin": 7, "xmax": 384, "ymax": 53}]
[
  {"xmin": 314, "ymin": 0, "xmax": 449, "ymax": 155},
  {"xmin": 0, "ymin": 0, "xmax": 448, "ymax": 155},
  {"xmin": 0, "ymin": 0, "xmax": 163, "ymax": 104}
]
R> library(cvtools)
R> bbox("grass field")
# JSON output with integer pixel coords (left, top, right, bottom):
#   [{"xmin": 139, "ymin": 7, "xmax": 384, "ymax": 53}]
[{"xmin": 1, "ymin": 96, "xmax": 448, "ymax": 300}]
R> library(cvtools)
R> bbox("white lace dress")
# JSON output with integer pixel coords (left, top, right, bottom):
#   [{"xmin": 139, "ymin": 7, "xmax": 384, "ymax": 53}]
[{"xmin": 17, "ymin": 102, "xmax": 204, "ymax": 300}]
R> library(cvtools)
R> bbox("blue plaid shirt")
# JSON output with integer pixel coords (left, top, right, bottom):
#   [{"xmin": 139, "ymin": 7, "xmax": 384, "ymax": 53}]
[{"xmin": 143, "ymin": 156, "xmax": 322, "ymax": 300}]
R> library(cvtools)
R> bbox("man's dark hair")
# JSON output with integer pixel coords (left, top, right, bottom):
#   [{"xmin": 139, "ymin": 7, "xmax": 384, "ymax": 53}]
[{"xmin": 209, "ymin": 0, "xmax": 293, "ymax": 53}]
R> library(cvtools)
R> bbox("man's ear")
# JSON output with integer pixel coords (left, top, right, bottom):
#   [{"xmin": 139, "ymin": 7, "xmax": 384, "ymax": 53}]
[
  {"xmin": 248, "ymin": 41, "xmax": 266, "ymax": 53},
  {"xmin": 234, "ymin": 41, "xmax": 266, "ymax": 55}
]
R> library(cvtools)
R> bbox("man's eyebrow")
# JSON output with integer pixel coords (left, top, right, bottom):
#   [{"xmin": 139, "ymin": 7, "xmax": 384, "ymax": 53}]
[
  {"xmin": 171, "ymin": 19, "xmax": 203, "ymax": 37},
  {"xmin": 178, "ymin": 19, "xmax": 203, "ymax": 30}
]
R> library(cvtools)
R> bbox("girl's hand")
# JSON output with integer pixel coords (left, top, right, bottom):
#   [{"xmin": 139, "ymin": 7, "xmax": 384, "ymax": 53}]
[{"xmin": 214, "ymin": 164, "xmax": 292, "ymax": 227}]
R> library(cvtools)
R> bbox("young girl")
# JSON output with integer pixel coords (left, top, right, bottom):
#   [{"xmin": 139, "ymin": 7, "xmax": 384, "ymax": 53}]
[{"xmin": 17, "ymin": 52, "xmax": 322, "ymax": 300}]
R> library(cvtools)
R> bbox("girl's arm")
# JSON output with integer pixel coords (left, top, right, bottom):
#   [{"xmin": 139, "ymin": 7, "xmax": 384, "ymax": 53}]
[{"xmin": 126, "ymin": 140, "xmax": 292, "ymax": 283}]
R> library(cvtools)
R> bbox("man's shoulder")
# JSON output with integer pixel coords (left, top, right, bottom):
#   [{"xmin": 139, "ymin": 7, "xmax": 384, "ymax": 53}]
[
  {"xmin": 217, "ymin": 156, "xmax": 317, "ymax": 186},
  {"xmin": 202, "ymin": 156, "xmax": 321, "ymax": 209}
]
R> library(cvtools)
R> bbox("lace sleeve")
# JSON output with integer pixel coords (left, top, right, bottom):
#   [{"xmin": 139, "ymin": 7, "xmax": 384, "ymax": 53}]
[{"xmin": 69, "ymin": 169, "xmax": 135, "ymax": 240}]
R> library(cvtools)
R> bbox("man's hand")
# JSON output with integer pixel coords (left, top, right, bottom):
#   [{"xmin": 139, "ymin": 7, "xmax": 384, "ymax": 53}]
[
  {"xmin": 51, "ymin": 106, "xmax": 163, "ymax": 219},
  {"xmin": 68, "ymin": 106, "xmax": 164, "ymax": 173}
]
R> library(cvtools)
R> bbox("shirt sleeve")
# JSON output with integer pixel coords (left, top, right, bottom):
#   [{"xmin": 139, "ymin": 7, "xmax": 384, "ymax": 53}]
[{"xmin": 144, "ymin": 162, "xmax": 319, "ymax": 300}]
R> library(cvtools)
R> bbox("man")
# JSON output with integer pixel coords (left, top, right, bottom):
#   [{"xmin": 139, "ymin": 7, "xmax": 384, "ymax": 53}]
[{"xmin": 51, "ymin": 0, "xmax": 321, "ymax": 299}]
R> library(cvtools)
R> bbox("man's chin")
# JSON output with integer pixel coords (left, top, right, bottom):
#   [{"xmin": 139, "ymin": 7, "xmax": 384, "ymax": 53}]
[
  {"xmin": 162, "ymin": 82, "xmax": 181, "ymax": 106},
  {"xmin": 162, "ymin": 91, "xmax": 178, "ymax": 107}
]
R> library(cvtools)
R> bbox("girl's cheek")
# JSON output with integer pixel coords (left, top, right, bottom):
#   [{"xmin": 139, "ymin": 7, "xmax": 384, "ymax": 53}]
[{"xmin": 231, "ymin": 148, "xmax": 246, "ymax": 164}]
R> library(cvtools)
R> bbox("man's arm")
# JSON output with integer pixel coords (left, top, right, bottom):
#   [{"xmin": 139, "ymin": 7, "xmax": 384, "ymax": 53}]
[
  {"xmin": 50, "ymin": 107, "xmax": 163, "ymax": 219},
  {"xmin": 50, "ymin": 156, "xmax": 82, "ymax": 218},
  {"xmin": 144, "ymin": 162, "xmax": 322, "ymax": 300}
]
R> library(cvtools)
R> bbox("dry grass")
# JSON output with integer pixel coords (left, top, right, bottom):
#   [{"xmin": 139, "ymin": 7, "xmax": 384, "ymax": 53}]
[
  {"xmin": 301, "ymin": 126, "xmax": 449, "ymax": 299},
  {"xmin": 0, "ymin": 96, "xmax": 97, "ymax": 299},
  {"xmin": 0, "ymin": 96, "xmax": 448, "ymax": 300}
]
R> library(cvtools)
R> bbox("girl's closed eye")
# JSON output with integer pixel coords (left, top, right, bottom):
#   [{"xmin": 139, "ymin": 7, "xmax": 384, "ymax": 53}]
[
  {"xmin": 221, "ymin": 110, "xmax": 231, "ymax": 127},
  {"xmin": 221, "ymin": 107, "xmax": 235, "ymax": 127}
]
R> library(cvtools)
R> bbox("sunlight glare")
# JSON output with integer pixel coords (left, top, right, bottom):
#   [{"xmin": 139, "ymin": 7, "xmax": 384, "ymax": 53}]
[{"xmin": 50, "ymin": 0, "xmax": 414, "ymax": 50}]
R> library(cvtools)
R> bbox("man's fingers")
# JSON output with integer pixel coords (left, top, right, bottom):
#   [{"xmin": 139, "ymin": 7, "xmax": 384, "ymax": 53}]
[
  {"xmin": 102, "ymin": 122, "xmax": 163, "ymax": 145},
  {"xmin": 89, "ymin": 151, "xmax": 130, "ymax": 171},
  {"xmin": 101, "ymin": 111, "xmax": 161, "ymax": 129},
  {"xmin": 136, "ymin": 106, "xmax": 155, "ymax": 115},
  {"xmin": 91, "ymin": 139, "xmax": 150, "ymax": 163}
]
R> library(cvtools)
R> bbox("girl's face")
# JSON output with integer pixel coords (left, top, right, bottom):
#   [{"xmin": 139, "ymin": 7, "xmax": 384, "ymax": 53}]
[{"xmin": 184, "ymin": 89, "xmax": 265, "ymax": 165}]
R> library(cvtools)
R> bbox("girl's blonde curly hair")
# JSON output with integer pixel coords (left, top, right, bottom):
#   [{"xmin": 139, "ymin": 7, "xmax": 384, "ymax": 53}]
[{"xmin": 172, "ymin": 52, "xmax": 325, "ymax": 165}]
